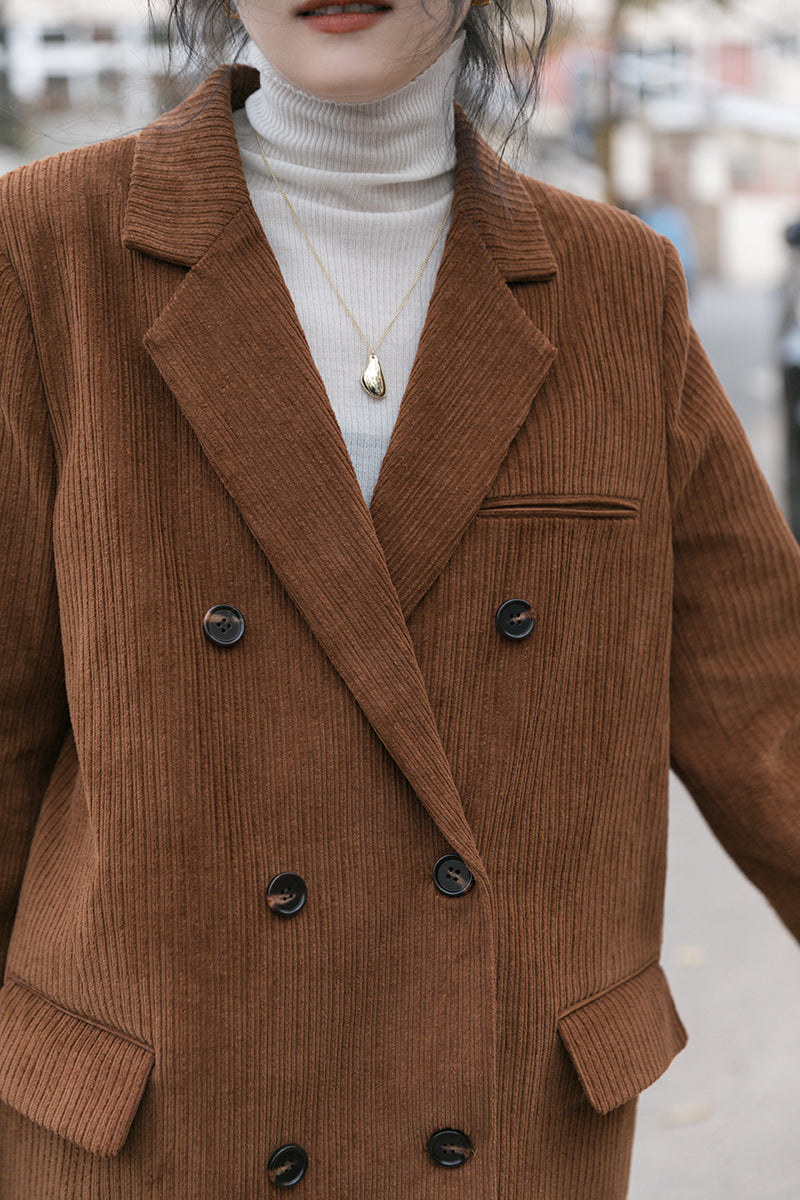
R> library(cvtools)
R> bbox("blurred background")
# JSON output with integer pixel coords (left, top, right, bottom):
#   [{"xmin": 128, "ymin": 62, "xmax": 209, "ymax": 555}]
[{"xmin": 0, "ymin": 1, "xmax": 798, "ymax": 1195}]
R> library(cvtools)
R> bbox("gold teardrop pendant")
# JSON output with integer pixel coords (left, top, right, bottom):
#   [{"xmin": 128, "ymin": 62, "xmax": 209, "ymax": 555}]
[{"xmin": 361, "ymin": 353, "xmax": 386, "ymax": 399}]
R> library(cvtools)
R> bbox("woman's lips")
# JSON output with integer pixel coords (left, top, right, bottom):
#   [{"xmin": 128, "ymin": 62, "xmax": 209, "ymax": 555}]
[{"xmin": 297, "ymin": 2, "xmax": 391, "ymax": 33}]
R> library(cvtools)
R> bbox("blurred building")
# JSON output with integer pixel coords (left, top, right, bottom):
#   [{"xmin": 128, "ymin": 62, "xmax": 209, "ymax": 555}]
[
  {"xmin": 531, "ymin": 0, "xmax": 800, "ymax": 284},
  {"xmin": 4, "ymin": 1, "xmax": 160, "ymax": 105},
  {"xmin": 0, "ymin": 0, "xmax": 177, "ymax": 170}
]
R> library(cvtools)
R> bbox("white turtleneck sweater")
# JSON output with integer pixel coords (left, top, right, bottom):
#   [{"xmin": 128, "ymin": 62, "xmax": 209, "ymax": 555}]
[{"xmin": 233, "ymin": 37, "xmax": 464, "ymax": 505}]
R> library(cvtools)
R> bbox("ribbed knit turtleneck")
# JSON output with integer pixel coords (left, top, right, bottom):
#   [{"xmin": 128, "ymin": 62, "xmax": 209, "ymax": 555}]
[{"xmin": 234, "ymin": 36, "xmax": 464, "ymax": 504}]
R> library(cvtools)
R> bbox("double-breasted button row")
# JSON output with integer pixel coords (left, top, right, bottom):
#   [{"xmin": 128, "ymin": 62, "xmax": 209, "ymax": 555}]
[
  {"xmin": 266, "ymin": 858, "xmax": 472, "ymax": 916},
  {"xmin": 204, "ymin": 598, "xmax": 502, "ymax": 1185},
  {"xmin": 266, "ymin": 1129, "xmax": 473, "ymax": 1186},
  {"xmin": 203, "ymin": 602, "xmax": 535, "ymax": 646}
]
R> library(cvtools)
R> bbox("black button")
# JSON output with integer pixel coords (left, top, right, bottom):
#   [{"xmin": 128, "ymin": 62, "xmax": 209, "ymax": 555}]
[
  {"xmin": 495, "ymin": 598, "xmax": 535, "ymax": 641},
  {"xmin": 267, "ymin": 873, "xmax": 307, "ymax": 917},
  {"xmin": 427, "ymin": 1128, "xmax": 473, "ymax": 1168},
  {"xmin": 433, "ymin": 855, "xmax": 474, "ymax": 897},
  {"xmin": 203, "ymin": 604, "xmax": 245, "ymax": 647},
  {"xmin": 268, "ymin": 1144, "xmax": 308, "ymax": 1188}
]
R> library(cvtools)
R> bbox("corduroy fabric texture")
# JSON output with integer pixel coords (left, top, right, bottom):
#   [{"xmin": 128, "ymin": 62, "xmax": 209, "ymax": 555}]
[
  {"xmin": 0, "ymin": 981, "xmax": 154, "ymax": 1156},
  {"xmin": 557, "ymin": 962, "xmax": 688, "ymax": 1114},
  {"xmin": 0, "ymin": 63, "xmax": 798, "ymax": 1199}
]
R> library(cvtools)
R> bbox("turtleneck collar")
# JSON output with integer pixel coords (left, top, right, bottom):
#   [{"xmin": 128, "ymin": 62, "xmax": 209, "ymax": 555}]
[{"xmin": 240, "ymin": 34, "xmax": 464, "ymax": 212}]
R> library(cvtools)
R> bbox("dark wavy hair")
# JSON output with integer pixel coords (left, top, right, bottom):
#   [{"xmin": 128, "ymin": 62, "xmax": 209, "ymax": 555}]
[{"xmin": 154, "ymin": 0, "xmax": 555, "ymax": 160}]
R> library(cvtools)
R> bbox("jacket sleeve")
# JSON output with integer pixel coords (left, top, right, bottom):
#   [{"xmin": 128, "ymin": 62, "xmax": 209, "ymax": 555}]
[
  {"xmin": 0, "ymin": 241, "xmax": 69, "ymax": 976},
  {"xmin": 664, "ymin": 239, "xmax": 800, "ymax": 943}
]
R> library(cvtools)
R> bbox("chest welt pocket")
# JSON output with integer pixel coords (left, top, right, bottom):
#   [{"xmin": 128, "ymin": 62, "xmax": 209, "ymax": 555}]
[
  {"xmin": 477, "ymin": 495, "xmax": 641, "ymax": 520},
  {"xmin": 0, "ymin": 978, "xmax": 154, "ymax": 1155},
  {"xmin": 557, "ymin": 960, "xmax": 687, "ymax": 1113}
]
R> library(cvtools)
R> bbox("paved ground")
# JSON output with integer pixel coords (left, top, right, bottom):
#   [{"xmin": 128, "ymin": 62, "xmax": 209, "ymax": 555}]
[{"xmin": 628, "ymin": 282, "xmax": 800, "ymax": 1200}]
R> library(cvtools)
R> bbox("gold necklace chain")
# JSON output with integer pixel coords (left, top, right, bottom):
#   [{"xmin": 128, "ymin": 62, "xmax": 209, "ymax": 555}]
[{"xmin": 255, "ymin": 131, "xmax": 454, "ymax": 399}]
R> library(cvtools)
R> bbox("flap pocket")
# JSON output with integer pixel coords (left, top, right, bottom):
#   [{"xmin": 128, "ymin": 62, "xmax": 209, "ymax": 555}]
[
  {"xmin": 557, "ymin": 961, "xmax": 687, "ymax": 1114},
  {"xmin": 0, "ymin": 978, "xmax": 154, "ymax": 1156}
]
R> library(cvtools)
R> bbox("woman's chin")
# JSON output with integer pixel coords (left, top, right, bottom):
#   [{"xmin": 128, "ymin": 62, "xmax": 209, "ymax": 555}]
[
  {"xmin": 275, "ymin": 65, "xmax": 409, "ymax": 104},
  {"xmin": 251, "ymin": 26, "xmax": 447, "ymax": 104}
]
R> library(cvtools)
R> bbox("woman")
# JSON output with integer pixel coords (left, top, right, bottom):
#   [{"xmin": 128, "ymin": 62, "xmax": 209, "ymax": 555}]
[{"xmin": 0, "ymin": 1, "xmax": 797, "ymax": 1196}]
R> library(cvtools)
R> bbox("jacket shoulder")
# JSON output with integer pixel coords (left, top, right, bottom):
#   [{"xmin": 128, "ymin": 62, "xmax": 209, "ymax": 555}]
[
  {"xmin": 516, "ymin": 173, "xmax": 675, "ymax": 288},
  {"xmin": 0, "ymin": 135, "xmax": 137, "ymax": 267}
]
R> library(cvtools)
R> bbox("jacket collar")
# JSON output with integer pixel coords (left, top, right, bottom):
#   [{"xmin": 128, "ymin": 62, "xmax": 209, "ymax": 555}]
[
  {"xmin": 127, "ymin": 65, "xmax": 558, "ymax": 889},
  {"xmin": 123, "ymin": 64, "xmax": 557, "ymax": 282}
]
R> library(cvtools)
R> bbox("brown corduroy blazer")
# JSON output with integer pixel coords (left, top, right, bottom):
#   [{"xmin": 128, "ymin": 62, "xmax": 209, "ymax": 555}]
[{"xmin": 0, "ymin": 63, "xmax": 799, "ymax": 1200}]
